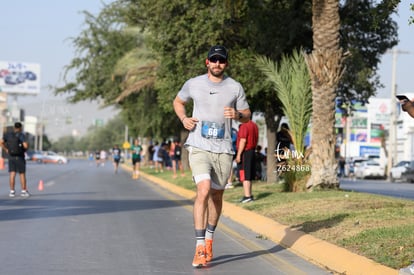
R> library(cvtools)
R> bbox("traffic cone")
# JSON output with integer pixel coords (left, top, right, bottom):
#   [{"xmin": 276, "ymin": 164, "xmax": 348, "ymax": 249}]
[{"xmin": 38, "ymin": 180, "xmax": 44, "ymax": 191}]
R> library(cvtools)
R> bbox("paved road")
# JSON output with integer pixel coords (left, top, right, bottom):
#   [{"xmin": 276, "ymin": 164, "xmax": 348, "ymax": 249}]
[
  {"xmin": 340, "ymin": 178, "xmax": 414, "ymax": 200},
  {"xmin": 0, "ymin": 159, "xmax": 331, "ymax": 275}
]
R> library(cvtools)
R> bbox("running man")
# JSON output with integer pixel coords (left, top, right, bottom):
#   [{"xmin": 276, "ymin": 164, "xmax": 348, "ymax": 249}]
[{"xmin": 173, "ymin": 45, "xmax": 251, "ymax": 268}]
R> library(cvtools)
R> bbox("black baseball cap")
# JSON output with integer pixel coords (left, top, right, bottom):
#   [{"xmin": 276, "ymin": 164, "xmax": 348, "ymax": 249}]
[{"xmin": 207, "ymin": 45, "xmax": 228, "ymax": 60}]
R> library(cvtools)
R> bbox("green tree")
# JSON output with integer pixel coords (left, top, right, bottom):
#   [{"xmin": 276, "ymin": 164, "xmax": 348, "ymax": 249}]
[
  {"xmin": 55, "ymin": 3, "xmax": 138, "ymax": 104},
  {"xmin": 337, "ymin": 0, "xmax": 398, "ymax": 103},
  {"xmin": 411, "ymin": 3, "xmax": 414, "ymax": 24},
  {"xmin": 52, "ymin": 115, "xmax": 127, "ymax": 154},
  {"xmin": 51, "ymin": 136, "xmax": 77, "ymax": 153}
]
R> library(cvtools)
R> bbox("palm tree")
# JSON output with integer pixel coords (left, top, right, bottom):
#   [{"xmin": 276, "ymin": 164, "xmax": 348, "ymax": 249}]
[
  {"xmin": 304, "ymin": 0, "xmax": 347, "ymax": 189},
  {"xmin": 257, "ymin": 49, "xmax": 312, "ymax": 191},
  {"xmin": 112, "ymin": 30, "xmax": 158, "ymax": 103},
  {"xmin": 257, "ymin": 50, "xmax": 312, "ymax": 159}
]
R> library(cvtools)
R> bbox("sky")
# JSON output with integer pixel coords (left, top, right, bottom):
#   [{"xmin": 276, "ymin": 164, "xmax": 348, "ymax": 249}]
[
  {"xmin": 377, "ymin": 1, "xmax": 414, "ymax": 98},
  {"xmin": 1, "ymin": 0, "xmax": 109, "ymax": 95},
  {"xmin": 0, "ymin": 1, "xmax": 413, "ymax": 139},
  {"xmin": 0, "ymin": 0, "xmax": 115, "ymax": 140}
]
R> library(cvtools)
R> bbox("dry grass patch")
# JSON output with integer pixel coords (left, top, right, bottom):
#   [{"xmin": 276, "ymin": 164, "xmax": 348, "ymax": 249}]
[{"xmin": 221, "ymin": 181, "xmax": 414, "ymax": 269}]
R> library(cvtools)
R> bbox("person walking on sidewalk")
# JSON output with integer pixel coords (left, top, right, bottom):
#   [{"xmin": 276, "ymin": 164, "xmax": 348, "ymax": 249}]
[
  {"xmin": 173, "ymin": 45, "xmax": 251, "ymax": 268},
  {"xmin": 236, "ymin": 118, "xmax": 259, "ymax": 203},
  {"xmin": 0, "ymin": 122, "xmax": 30, "ymax": 197}
]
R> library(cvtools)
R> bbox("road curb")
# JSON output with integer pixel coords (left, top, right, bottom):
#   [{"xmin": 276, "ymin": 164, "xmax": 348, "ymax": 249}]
[{"xmin": 124, "ymin": 165, "xmax": 398, "ymax": 275}]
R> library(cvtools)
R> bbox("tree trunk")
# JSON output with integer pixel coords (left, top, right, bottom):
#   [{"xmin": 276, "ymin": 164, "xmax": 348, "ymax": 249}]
[
  {"xmin": 305, "ymin": 0, "xmax": 346, "ymax": 190},
  {"xmin": 264, "ymin": 107, "xmax": 280, "ymax": 183}
]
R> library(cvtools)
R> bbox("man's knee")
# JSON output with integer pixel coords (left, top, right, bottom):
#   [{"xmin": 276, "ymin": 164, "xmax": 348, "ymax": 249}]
[
  {"xmin": 210, "ymin": 189, "xmax": 224, "ymax": 201},
  {"xmin": 196, "ymin": 179, "xmax": 211, "ymax": 197}
]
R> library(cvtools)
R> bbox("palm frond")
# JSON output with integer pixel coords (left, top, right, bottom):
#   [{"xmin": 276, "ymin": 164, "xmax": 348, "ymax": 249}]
[
  {"xmin": 255, "ymin": 49, "xmax": 312, "ymax": 155},
  {"xmin": 111, "ymin": 34, "xmax": 159, "ymax": 103}
]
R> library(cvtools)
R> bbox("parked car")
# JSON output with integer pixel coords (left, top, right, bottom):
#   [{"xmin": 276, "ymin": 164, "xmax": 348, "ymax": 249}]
[
  {"xmin": 354, "ymin": 160, "xmax": 386, "ymax": 179},
  {"xmin": 30, "ymin": 151, "xmax": 45, "ymax": 163},
  {"xmin": 42, "ymin": 151, "xmax": 68, "ymax": 164},
  {"xmin": 390, "ymin": 161, "xmax": 412, "ymax": 182},
  {"xmin": 401, "ymin": 162, "xmax": 414, "ymax": 183}
]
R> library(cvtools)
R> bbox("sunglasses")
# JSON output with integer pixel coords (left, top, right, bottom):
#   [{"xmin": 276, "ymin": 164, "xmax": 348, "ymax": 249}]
[{"xmin": 209, "ymin": 57, "xmax": 227, "ymax": 64}]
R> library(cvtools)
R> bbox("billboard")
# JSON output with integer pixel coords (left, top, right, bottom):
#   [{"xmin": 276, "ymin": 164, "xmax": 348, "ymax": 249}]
[{"xmin": 0, "ymin": 61, "xmax": 40, "ymax": 94}]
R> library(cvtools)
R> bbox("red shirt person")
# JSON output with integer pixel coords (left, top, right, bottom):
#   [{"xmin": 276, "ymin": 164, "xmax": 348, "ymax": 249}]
[{"xmin": 235, "ymin": 119, "xmax": 259, "ymax": 203}]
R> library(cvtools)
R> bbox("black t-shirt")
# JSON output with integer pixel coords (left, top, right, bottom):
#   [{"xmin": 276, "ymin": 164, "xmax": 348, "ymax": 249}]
[{"xmin": 4, "ymin": 132, "xmax": 26, "ymax": 156}]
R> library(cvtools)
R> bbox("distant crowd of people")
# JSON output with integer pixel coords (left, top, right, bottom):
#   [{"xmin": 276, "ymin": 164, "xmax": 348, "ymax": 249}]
[
  {"xmin": 147, "ymin": 139, "xmax": 185, "ymax": 178},
  {"xmin": 89, "ymin": 137, "xmax": 185, "ymax": 180}
]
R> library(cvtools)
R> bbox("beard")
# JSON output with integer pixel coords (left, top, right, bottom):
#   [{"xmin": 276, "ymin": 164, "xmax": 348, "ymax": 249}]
[{"xmin": 208, "ymin": 66, "xmax": 225, "ymax": 78}]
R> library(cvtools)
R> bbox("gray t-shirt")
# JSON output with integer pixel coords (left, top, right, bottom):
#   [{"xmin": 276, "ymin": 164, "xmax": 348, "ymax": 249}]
[{"xmin": 177, "ymin": 74, "xmax": 249, "ymax": 154}]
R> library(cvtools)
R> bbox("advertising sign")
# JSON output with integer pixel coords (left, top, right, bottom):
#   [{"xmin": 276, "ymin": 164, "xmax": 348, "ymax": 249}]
[
  {"xmin": 359, "ymin": 145, "xmax": 380, "ymax": 157},
  {"xmin": 351, "ymin": 129, "xmax": 367, "ymax": 142},
  {"xmin": 351, "ymin": 117, "xmax": 367, "ymax": 129},
  {"xmin": 370, "ymin": 123, "xmax": 385, "ymax": 143},
  {"xmin": 0, "ymin": 61, "xmax": 40, "ymax": 95}
]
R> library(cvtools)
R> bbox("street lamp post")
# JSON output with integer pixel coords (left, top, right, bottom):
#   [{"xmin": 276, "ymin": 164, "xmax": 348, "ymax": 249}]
[{"xmin": 387, "ymin": 48, "xmax": 409, "ymax": 179}]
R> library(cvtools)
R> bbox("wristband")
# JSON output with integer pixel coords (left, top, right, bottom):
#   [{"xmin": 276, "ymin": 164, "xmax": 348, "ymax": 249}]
[{"xmin": 181, "ymin": 116, "xmax": 187, "ymax": 122}]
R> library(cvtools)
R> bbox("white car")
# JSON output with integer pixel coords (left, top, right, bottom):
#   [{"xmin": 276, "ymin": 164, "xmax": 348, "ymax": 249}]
[
  {"xmin": 354, "ymin": 160, "xmax": 385, "ymax": 179},
  {"xmin": 42, "ymin": 151, "xmax": 68, "ymax": 164},
  {"xmin": 390, "ymin": 161, "xmax": 411, "ymax": 182}
]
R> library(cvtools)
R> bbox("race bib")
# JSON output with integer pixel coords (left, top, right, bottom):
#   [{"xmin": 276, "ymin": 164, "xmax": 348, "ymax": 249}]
[{"xmin": 201, "ymin": 121, "xmax": 225, "ymax": 139}]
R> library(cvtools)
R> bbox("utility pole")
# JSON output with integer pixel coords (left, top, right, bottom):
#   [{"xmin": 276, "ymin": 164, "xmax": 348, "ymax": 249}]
[
  {"xmin": 124, "ymin": 125, "xmax": 129, "ymax": 159},
  {"xmin": 387, "ymin": 48, "xmax": 409, "ymax": 179},
  {"xmin": 38, "ymin": 100, "xmax": 46, "ymax": 152}
]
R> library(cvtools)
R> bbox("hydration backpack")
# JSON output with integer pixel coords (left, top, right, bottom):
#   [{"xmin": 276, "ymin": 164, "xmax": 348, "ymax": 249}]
[{"xmin": 7, "ymin": 133, "xmax": 25, "ymax": 156}]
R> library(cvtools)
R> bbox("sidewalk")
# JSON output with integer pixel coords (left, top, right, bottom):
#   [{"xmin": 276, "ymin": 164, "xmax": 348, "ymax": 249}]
[{"xmin": 124, "ymin": 165, "xmax": 398, "ymax": 275}]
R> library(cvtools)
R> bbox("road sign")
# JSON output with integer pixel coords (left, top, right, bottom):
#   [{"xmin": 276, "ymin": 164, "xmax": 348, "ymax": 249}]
[{"xmin": 123, "ymin": 141, "xmax": 130, "ymax": 149}]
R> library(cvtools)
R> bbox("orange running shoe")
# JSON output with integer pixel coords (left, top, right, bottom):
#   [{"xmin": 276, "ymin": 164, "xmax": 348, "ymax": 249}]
[
  {"xmin": 205, "ymin": 239, "xmax": 213, "ymax": 262},
  {"xmin": 192, "ymin": 244, "xmax": 206, "ymax": 268}
]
